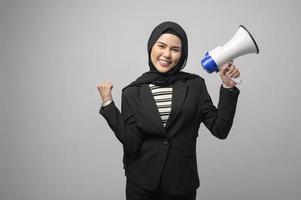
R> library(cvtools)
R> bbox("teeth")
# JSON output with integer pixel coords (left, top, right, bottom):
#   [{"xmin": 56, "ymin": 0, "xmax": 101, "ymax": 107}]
[{"xmin": 160, "ymin": 60, "xmax": 171, "ymax": 64}]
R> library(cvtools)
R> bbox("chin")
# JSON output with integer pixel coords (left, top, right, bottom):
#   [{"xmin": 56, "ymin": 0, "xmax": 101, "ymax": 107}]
[
  {"xmin": 158, "ymin": 68, "xmax": 171, "ymax": 73},
  {"xmin": 155, "ymin": 65, "xmax": 175, "ymax": 73}
]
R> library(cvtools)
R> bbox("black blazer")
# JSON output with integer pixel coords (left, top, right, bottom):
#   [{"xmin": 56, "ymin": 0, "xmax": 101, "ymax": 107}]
[{"xmin": 99, "ymin": 77, "xmax": 239, "ymax": 195}]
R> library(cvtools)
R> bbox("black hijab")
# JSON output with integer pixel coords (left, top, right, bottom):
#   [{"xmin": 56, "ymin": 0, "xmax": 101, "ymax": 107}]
[{"xmin": 123, "ymin": 21, "xmax": 199, "ymax": 91}]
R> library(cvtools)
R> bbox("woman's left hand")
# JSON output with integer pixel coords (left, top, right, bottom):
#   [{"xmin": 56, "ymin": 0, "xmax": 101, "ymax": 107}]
[{"xmin": 219, "ymin": 62, "xmax": 240, "ymax": 88}]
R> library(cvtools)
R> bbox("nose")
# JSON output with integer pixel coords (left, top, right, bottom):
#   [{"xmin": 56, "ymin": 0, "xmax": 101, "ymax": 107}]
[{"xmin": 162, "ymin": 49, "xmax": 171, "ymax": 58}]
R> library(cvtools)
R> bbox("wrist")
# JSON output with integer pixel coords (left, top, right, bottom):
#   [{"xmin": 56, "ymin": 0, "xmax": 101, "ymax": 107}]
[
  {"xmin": 102, "ymin": 95, "xmax": 112, "ymax": 102},
  {"xmin": 222, "ymin": 83, "xmax": 234, "ymax": 88}
]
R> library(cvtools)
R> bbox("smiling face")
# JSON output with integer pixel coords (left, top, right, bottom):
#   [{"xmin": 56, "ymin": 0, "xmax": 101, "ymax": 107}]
[{"xmin": 150, "ymin": 33, "xmax": 182, "ymax": 73}]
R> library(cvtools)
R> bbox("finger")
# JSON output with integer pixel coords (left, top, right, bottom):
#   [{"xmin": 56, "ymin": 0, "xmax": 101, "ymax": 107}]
[
  {"xmin": 228, "ymin": 67, "xmax": 238, "ymax": 78},
  {"xmin": 225, "ymin": 62, "xmax": 233, "ymax": 69},
  {"xmin": 220, "ymin": 63, "xmax": 231, "ymax": 74},
  {"xmin": 231, "ymin": 67, "xmax": 241, "ymax": 77},
  {"xmin": 226, "ymin": 65, "xmax": 235, "ymax": 76},
  {"xmin": 232, "ymin": 70, "xmax": 240, "ymax": 78}
]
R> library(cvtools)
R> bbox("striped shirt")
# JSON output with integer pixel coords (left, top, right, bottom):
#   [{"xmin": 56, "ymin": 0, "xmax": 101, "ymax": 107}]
[{"xmin": 149, "ymin": 84, "xmax": 173, "ymax": 127}]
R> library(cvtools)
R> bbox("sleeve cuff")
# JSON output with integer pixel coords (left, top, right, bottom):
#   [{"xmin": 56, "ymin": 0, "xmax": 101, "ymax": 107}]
[
  {"xmin": 102, "ymin": 100, "xmax": 113, "ymax": 107},
  {"xmin": 221, "ymin": 85, "xmax": 239, "ymax": 92}
]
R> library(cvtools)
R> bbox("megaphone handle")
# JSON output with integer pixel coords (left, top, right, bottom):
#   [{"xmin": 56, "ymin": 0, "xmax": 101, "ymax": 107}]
[{"xmin": 226, "ymin": 60, "xmax": 242, "ymax": 84}]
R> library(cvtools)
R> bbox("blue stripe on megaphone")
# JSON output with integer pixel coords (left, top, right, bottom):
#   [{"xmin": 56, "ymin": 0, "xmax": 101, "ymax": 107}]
[{"xmin": 201, "ymin": 53, "xmax": 219, "ymax": 73}]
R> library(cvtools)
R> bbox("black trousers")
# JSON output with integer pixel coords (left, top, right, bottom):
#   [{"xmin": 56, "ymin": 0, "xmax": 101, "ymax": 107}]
[{"xmin": 126, "ymin": 180, "xmax": 196, "ymax": 200}]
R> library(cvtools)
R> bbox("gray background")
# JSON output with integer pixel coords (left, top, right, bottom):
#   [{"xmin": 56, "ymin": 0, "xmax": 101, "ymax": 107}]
[{"xmin": 1, "ymin": 0, "xmax": 300, "ymax": 199}]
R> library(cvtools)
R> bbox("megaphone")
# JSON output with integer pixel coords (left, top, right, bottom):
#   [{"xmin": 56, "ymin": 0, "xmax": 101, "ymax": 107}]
[{"xmin": 200, "ymin": 25, "xmax": 259, "ymax": 83}]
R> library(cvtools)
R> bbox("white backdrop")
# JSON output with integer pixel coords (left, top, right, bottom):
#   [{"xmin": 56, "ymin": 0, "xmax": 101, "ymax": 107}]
[{"xmin": 1, "ymin": 0, "xmax": 301, "ymax": 199}]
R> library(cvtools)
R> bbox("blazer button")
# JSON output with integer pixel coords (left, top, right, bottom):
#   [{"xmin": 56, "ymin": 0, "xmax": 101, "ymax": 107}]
[{"xmin": 163, "ymin": 140, "xmax": 169, "ymax": 145}]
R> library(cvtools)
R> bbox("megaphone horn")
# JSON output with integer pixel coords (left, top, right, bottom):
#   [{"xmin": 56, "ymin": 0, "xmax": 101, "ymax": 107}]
[{"xmin": 201, "ymin": 25, "xmax": 259, "ymax": 83}]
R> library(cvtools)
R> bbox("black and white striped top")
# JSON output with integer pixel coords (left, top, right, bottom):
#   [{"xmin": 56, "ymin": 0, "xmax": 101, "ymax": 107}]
[{"xmin": 149, "ymin": 84, "xmax": 173, "ymax": 127}]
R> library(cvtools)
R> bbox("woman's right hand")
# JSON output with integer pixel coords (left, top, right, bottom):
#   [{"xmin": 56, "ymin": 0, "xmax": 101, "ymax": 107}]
[{"xmin": 97, "ymin": 82, "xmax": 113, "ymax": 103}]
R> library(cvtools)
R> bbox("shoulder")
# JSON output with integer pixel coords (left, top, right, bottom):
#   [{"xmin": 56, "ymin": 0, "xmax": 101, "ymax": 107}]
[
  {"xmin": 122, "ymin": 84, "xmax": 140, "ymax": 100},
  {"xmin": 181, "ymin": 72, "xmax": 205, "ymax": 85},
  {"xmin": 179, "ymin": 73, "xmax": 209, "ymax": 94},
  {"xmin": 178, "ymin": 71, "xmax": 202, "ymax": 81}
]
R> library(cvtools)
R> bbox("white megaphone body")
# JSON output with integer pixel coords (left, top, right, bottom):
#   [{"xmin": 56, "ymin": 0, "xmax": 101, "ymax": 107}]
[{"xmin": 201, "ymin": 25, "xmax": 259, "ymax": 84}]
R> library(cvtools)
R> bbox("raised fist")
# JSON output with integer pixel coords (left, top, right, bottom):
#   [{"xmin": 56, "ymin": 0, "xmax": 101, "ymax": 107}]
[{"xmin": 97, "ymin": 81, "xmax": 113, "ymax": 103}]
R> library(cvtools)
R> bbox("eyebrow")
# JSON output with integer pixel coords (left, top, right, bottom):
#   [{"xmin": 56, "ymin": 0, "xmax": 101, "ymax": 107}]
[{"xmin": 157, "ymin": 41, "xmax": 181, "ymax": 49}]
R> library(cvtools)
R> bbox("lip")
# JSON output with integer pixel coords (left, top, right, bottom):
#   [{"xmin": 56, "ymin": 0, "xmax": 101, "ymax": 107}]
[{"xmin": 159, "ymin": 59, "xmax": 172, "ymax": 67}]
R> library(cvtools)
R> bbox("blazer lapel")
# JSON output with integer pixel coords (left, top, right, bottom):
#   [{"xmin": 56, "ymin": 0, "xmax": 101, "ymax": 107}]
[
  {"xmin": 136, "ymin": 84, "xmax": 167, "ymax": 136},
  {"xmin": 135, "ymin": 81, "xmax": 189, "ymax": 137},
  {"xmin": 165, "ymin": 81, "xmax": 189, "ymax": 130}
]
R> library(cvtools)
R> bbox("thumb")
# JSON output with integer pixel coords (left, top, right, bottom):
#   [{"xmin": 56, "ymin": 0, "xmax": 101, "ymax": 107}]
[{"xmin": 220, "ymin": 64, "xmax": 230, "ymax": 75}]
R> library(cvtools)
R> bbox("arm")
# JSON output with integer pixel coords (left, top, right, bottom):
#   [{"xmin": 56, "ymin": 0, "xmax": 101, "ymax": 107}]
[
  {"xmin": 200, "ymin": 81, "xmax": 239, "ymax": 139},
  {"xmin": 98, "ymin": 83, "xmax": 142, "ymax": 154}
]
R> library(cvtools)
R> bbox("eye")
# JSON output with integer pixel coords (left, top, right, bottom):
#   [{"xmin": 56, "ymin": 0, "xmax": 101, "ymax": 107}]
[{"xmin": 172, "ymin": 48, "xmax": 180, "ymax": 52}]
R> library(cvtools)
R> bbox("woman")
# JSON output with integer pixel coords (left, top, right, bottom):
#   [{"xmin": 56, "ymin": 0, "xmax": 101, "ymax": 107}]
[{"xmin": 97, "ymin": 21, "xmax": 240, "ymax": 200}]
